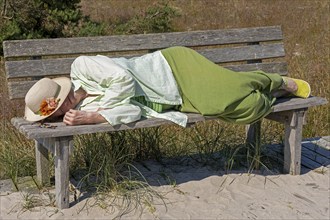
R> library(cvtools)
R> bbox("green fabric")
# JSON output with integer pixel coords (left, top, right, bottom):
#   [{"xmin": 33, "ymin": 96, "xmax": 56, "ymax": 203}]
[
  {"xmin": 161, "ymin": 46, "xmax": 283, "ymax": 124},
  {"xmin": 132, "ymin": 96, "xmax": 176, "ymax": 113}
]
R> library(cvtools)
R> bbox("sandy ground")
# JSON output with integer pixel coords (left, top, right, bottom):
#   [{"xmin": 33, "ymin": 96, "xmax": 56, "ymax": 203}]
[{"xmin": 0, "ymin": 158, "xmax": 329, "ymax": 220}]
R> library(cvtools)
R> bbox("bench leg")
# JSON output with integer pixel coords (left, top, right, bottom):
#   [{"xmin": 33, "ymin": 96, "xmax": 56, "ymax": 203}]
[
  {"xmin": 246, "ymin": 120, "xmax": 262, "ymax": 169},
  {"xmin": 246, "ymin": 120, "xmax": 261, "ymax": 148},
  {"xmin": 35, "ymin": 140, "xmax": 50, "ymax": 186},
  {"xmin": 54, "ymin": 136, "xmax": 73, "ymax": 209},
  {"xmin": 283, "ymin": 110, "xmax": 305, "ymax": 175}
]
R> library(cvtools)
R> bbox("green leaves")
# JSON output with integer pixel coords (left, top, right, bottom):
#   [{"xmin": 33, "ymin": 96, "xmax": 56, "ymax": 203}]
[
  {"xmin": 0, "ymin": 0, "xmax": 105, "ymax": 54},
  {"xmin": 113, "ymin": 2, "xmax": 180, "ymax": 35}
]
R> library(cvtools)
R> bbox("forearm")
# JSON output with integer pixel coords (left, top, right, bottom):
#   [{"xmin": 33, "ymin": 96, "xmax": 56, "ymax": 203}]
[
  {"xmin": 64, "ymin": 104, "xmax": 141, "ymax": 126},
  {"xmin": 63, "ymin": 109, "xmax": 107, "ymax": 125},
  {"xmin": 84, "ymin": 111, "xmax": 107, "ymax": 124}
]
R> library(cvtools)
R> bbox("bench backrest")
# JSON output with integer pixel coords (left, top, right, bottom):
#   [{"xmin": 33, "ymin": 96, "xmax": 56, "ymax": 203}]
[{"xmin": 3, "ymin": 26, "xmax": 287, "ymax": 100}]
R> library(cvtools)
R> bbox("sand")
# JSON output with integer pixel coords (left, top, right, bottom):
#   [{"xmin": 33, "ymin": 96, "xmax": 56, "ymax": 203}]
[{"xmin": 0, "ymin": 159, "xmax": 329, "ymax": 220}]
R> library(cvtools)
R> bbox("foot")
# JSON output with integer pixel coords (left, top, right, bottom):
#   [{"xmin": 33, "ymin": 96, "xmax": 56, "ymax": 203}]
[
  {"xmin": 282, "ymin": 77, "xmax": 298, "ymax": 93},
  {"xmin": 282, "ymin": 77, "xmax": 311, "ymax": 99}
]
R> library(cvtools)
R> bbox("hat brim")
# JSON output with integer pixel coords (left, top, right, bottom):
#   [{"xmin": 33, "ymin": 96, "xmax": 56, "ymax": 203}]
[{"xmin": 24, "ymin": 77, "xmax": 72, "ymax": 122}]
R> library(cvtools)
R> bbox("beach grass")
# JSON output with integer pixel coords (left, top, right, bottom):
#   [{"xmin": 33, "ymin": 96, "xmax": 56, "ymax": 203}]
[{"xmin": 0, "ymin": 0, "xmax": 329, "ymax": 214}]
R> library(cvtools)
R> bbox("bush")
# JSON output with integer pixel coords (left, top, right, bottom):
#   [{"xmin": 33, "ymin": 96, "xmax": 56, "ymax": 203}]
[
  {"xmin": 113, "ymin": 2, "xmax": 180, "ymax": 35},
  {"xmin": 0, "ymin": 0, "xmax": 106, "ymax": 54}
]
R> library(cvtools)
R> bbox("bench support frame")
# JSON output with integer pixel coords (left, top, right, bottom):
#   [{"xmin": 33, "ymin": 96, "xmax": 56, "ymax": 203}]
[
  {"xmin": 35, "ymin": 136, "xmax": 73, "ymax": 209},
  {"xmin": 34, "ymin": 108, "xmax": 307, "ymax": 209},
  {"xmin": 247, "ymin": 109, "xmax": 307, "ymax": 175},
  {"xmin": 283, "ymin": 109, "xmax": 306, "ymax": 174},
  {"xmin": 35, "ymin": 141, "xmax": 50, "ymax": 186}
]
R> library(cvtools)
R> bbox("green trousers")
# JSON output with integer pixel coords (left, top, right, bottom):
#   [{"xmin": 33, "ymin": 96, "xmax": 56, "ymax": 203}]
[{"xmin": 161, "ymin": 46, "xmax": 283, "ymax": 124}]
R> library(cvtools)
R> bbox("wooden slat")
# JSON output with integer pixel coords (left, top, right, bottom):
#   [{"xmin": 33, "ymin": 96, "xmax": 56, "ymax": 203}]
[
  {"xmin": 301, "ymin": 140, "xmax": 330, "ymax": 168},
  {"xmin": 3, "ymin": 26, "xmax": 283, "ymax": 58},
  {"xmin": 11, "ymin": 114, "xmax": 206, "ymax": 139},
  {"xmin": 301, "ymin": 156, "xmax": 325, "ymax": 170},
  {"xmin": 6, "ymin": 44, "xmax": 285, "ymax": 79},
  {"xmin": 199, "ymin": 43, "xmax": 285, "ymax": 63},
  {"xmin": 8, "ymin": 79, "xmax": 327, "ymax": 108},
  {"xmin": 302, "ymin": 141, "xmax": 330, "ymax": 159},
  {"xmin": 8, "ymin": 80, "xmax": 39, "ymax": 99},
  {"xmin": 268, "ymin": 143, "xmax": 330, "ymax": 170},
  {"xmin": 225, "ymin": 62, "xmax": 287, "ymax": 74},
  {"xmin": 6, "ymin": 58, "xmax": 74, "ymax": 79},
  {"xmin": 7, "ymin": 62, "xmax": 287, "ymax": 100},
  {"xmin": 12, "ymin": 117, "xmax": 32, "ymax": 127},
  {"xmin": 272, "ymin": 97, "xmax": 328, "ymax": 112},
  {"xmin": 10, "ymin": 96, "xmax": 328, "ymax": 139},
  {"xmin": 301, "ymin": 147, "xmax": 329, "ymax": 166}
]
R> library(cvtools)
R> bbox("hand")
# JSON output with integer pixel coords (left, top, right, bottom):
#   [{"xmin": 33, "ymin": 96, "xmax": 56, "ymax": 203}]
[
  {"xmin": 63, "ymin": 109, "xmax": 106, "ymax": 125},
  {"xmin": 63, "ymin": 109, "xmax": 89, "ymax": 125}
]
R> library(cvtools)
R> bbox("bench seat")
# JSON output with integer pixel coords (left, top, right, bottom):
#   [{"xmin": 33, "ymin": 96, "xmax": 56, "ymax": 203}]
[{"xmin": 11, "ymin": 96, "xmax": 327, "ymax": 139}]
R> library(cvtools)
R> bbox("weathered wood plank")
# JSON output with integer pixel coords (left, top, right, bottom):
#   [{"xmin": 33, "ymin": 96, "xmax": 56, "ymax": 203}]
[
  {"xmin": 10, "ymin": 97, "xmax": 327, "ymax": 139},
  {"xmin": 265, "ymin": 143, "xmax": 329, "ymax": 170},
  {"xmin": 226, "ymin": 62, "xmax": 287, "ymax": 74},
  {"xmin": 301, "ymin": 155, "xmax": 325, "ymax": 170},
  {"xmin": 54, "ymin": 136, "xmax": 72, "ymax": 209},
  {"xmin": 6, "ymin": 44, "xmax": 285, "ymax": 79},
  {"xmin": 8, "ymin": 63, "xmax": 287, "ymax": 100},
  {"xmin": 283, "ymin": 110, "xmax": 304, "ymax": 175},
  {"xmin": 302, "ymin": 141, "xmax": 330, "ymax": 160},
  {"xmin": 11, "ymin": 114, "xmax": 204, "ymax": 139},
  {"xmin": 6, "ymin": 58, "xmax": 74, "ymax": 79},
  {"xmin": 272, "ymin": 97, "xmax": 328, "ymax": 112},
  {"xmin": 266, "ymin": 109, "xmax": 307, "ymax": 125},
  {"xmin": 36, "ymin": 137, "xmax": 56, "ymax": 155},
  {"xmin": 301, "ymin": 147, "xmax": 329, "ymax": 166},
  {"xmin": 199, "ymin": 43, "xmax": 285, "ymax": 63},
  {"xmin": 11, "ymin": 96, "xmax": 326, "ymax": 139},
  {"xmin": 11, "ymin": 117, "xmax": 30, "ymax": 127},
  {"xmin": 3, "ymin": 26, "xmax": 283, "ymax": 58},
  {"xmin": 8, "ymin": 80, "xmax": 40, "ymax": 100},
  {"xmin": 35, "ymin": 140, "xmax": 50, "ymax": 186}
]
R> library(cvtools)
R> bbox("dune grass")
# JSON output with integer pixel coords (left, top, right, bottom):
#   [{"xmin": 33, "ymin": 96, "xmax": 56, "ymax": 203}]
[{"xmin": 0, "ymin": 0, "xmax": 328, "ymax": 214}]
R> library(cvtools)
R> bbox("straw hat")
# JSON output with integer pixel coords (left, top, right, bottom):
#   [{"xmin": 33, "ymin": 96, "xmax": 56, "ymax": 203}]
[{"xmin": 24, "ymin": 77, "xmax": 72, "ymax": 122}]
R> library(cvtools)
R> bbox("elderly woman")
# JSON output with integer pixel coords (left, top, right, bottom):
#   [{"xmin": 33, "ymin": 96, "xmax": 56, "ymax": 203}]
[{"xmin": 24, "ymin": 46, "xmax": 310, "ymax": 127}]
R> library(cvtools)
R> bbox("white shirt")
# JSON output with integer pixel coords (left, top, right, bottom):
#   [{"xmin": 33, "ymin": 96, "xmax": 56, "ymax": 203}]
[{"xmin": 70, "ymin": 52, "xmax": 188, "ymax": 127}]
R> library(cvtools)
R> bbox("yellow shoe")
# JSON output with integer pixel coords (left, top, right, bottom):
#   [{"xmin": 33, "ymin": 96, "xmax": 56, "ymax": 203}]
[{"xmin": 283, "ymin": 77, "xmax": 311, "ymax": 99}]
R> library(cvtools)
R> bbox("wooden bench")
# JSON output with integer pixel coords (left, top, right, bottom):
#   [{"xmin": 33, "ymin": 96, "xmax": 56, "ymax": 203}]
[{"xmin": 3, "ymin": 26, "xmax": 327, "ymax": 209}]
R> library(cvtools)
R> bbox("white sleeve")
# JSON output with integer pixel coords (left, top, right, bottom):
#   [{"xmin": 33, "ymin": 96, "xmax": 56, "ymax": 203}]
[
  {"xmin": 70, "ymin": 55, "xmax": 142, "ymax": 125},
  {"xmin": 70, "ymin": 55, "xmax": 135, "ymax": 108},
  {"xmin": 98, "ymin": 104, "xmax": 142, "ymax": 126}
]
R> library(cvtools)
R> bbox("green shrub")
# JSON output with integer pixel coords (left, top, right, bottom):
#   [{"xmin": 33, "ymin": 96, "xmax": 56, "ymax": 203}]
[
  {"xmin": 0, "ymin": 0, "xmax": 106, "ymax": 54},
  {"xmin": 113, "ymin": 1, "xmax": 180, "ymax": 35}
]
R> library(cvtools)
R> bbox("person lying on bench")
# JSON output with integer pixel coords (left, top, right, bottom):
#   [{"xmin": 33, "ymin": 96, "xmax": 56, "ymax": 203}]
[{"xmin": 24, "ymin": 46, "xmax": 311, "ymax": 127}]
